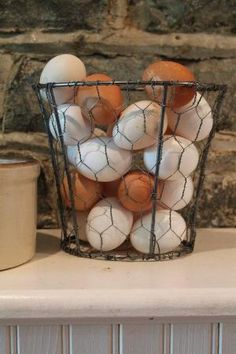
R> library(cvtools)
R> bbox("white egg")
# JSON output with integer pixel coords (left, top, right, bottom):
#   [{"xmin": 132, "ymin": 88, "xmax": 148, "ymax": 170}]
[
  {"xmin": 71, "ymin": 137, "xmax": 132, "ymax": 182},
  {"xmin": 49, "ymin": 104, "xmax": 93, "ymax": 146},
  {"xmin": 67, "ymin": 145, "xmax": 79, "ymax": 166},
  {"xmin": 158, "ymin": 176, "xmax": 194, "ymax": 210},
  {"xmin": 86, "ymin": 197, "xmax": 133, "ymax": 251},
  {"xmin": 112, "ymin": 100, "xmax": 167, "ymax": 150},
  {"xmin": 130, "ymin": 210, "xmax": 186, "ymax": 254},
  {"xmin": 143, "ymin": 135, "xmax": 199, "ymax": 180},
  {"xmin": 40, "ymin": 54, "xmax": 86, "ymax": 105},
  {"xmin": 68, "ymin": 210, "xmax": 89, "ymax": 242},
  {"xmin": 168, "ymin": 93, "xmax": 213, "ymax": 141}
]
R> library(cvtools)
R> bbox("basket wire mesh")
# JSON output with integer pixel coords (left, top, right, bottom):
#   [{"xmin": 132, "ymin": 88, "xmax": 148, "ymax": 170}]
[{"xmin": 33, "ymin": 80, "xmax": 227, "ymax": 261}]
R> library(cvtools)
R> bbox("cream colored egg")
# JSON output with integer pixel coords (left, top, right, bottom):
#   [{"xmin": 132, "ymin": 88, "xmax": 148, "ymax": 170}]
[
  {"xmin": 86, "ymin": 197, "xmax": 133, "ymax": 251},
  {"xmin": 40, "ymin": 54, "xmax": 86, "ymax": 105},
  {"xmin": 143, "ymin": 135, "xmax": 199, "ymax": 180},
  {"xmin": 130, "ymin": 210, "xmax": 186, "ymax": 254},
  {"xmin": 72, "ymin": 137, "xmax": 132, "ymax": 182},
  {"xmin": 168, "ymin": 93, "xmax": 213, "ymax": 141},
  {"xmin": 92, "ymin": 128, "xmax": 107, "ymax": 138},
  {"xmin": 158, "ymin": 176, "xmax": 194, "ymax": 210},
  {"xmin": 112, "ymin": 100, "xmax": 167, "ymax": 150},
  {"xmin": 49, "ymin": 104, "xmax": 93, "ymax": 146}
]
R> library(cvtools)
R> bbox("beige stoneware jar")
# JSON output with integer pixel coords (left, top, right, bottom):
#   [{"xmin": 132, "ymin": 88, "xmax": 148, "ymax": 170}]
[{"xmin": 0, "ymin": 158, "xmax": 40, "ymax": 270}]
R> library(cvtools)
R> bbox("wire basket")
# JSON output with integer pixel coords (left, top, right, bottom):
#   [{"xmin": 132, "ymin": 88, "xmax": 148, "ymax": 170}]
[{"xmin": 33, "ymin": 79, "xmax": 226, "ymax": 261}]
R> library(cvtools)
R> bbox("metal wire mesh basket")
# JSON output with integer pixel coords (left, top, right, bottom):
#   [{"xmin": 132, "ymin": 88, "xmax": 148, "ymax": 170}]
[{"xmin": 33, "ymin": 79, "xmax": 226, "ymax": 261}]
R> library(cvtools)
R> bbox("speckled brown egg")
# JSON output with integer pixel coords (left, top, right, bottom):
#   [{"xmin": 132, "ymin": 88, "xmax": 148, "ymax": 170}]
[{"xmin": 117, "ymin": 171, "xmax": 155, "ymax": 212}]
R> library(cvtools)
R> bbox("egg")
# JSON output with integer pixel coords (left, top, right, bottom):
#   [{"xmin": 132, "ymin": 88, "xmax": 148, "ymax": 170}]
[
  {"xmin": 142, "ymin": 60, "xmax": 196, "ymax": 108},
  {"xmin": 67, "ymin": 210, "xmax": 89, "ymax": 242},
  {"xmin": 158, "ymin": 176, "xmax": 194, "ymax": 210},
  {"xmin": 106, "ymin": 123, "xmax": 115, "ymax": 137},
  {"xmin": 92, "ymin": 127, "xmax": 107, "ymax": 138},
  {"xmin": 76, "ymin": 73, "xmax": 123, "ymax": 126},
  {"xmin": 143, "ymin": 135, "xmax": 199, "ymax": 180},
  {"xmin": 40, "ymin": 54, "xmax": 86, "ymax": 105},
  {"xmin": 86, "ymin": 197, "xmax": 133, "ymax": 251},
  {"xmin": 167, "ymin": 93, "xmax": 213, "ymax": 141},
  {"xmin": 112, "ymin": 100, "xmax": 168, "ymax": 150},
  {"xmin": 130, "ymin": 210, "xmax": 186, "ymax": 254},
  {"xmin": 102, "ymin": 178, "xmax": 121, "ymax": 197},
  {"xmin": 61, "ymin": 170, "xmax": 102, "ymax": 211},
  {"xmin": 117, "ymin": 171, "xmax": 155, "ymax": 212},
  {"xmin": 49, "ymin": 104, "xmax": 93, "ymax": 146},
  {"xmin": 69, "ymin": 137, "xmax": 132, "ymax": 182},
  {"xmin": 67, "ymin": 145, "xmax": 78, "ymax": 166}
]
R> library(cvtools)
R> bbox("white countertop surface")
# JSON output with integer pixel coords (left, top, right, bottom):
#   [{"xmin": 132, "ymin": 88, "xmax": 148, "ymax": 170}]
[{"xmin": 0, "ymin": 228, "xmax": 236, "ymax": 321}]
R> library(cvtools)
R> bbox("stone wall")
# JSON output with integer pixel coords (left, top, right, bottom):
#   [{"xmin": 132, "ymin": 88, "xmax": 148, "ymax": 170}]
[{"xmin": 0, "ymin": 0, "xmax": 235, "ymax": 228}]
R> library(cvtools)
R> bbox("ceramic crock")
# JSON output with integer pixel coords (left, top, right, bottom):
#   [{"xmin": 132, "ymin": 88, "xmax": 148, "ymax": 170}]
[{"xmin": 0, "ymin": 158, "xmax": 40, "ymax": 270}]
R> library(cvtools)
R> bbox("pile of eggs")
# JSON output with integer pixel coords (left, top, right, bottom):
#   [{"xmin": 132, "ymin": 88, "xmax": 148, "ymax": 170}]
[{"xmin": 40, "ymin": 54, "xmax": 213, "ymax": 255}]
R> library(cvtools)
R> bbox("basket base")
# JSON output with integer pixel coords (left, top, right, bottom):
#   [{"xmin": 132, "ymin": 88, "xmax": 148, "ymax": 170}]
[{"xmin": 61, "ymin": 237, "xmax": 193, "ymax": 262}]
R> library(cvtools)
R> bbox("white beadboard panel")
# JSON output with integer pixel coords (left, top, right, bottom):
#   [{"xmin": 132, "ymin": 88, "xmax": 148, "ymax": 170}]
[
  {"xmin": 171, "ymin": 323, "xmax": 212, "ymax": 354},
  {"xmin": 122, "ymin": 324, "xmax": 164, "ymax": 354},
  {"xmin": 10, "ymin": 326, "xmax": 18, "ymax": 354},
  {"xmin": 71, "ymin": 324, "xmax": 113, "ymax": 354},
  {"xmin": 221, "ymin": 323, "xmax": 236, "ymax": 354},
  {"xmin": 0, "ymin": 326, "xmax": 10, "ymax": 354},
  {"xmin": 62, "ymin": 325, "xmax": 70, "ymax": 354},
  {"xmin": 18, "ymin": 325, "xmax": 62, "ymax": 354}
]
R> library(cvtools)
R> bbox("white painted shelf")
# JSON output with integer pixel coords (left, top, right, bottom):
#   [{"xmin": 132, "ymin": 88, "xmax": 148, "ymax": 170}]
[
  {"xmin": 0, "ymin": 228, "xmax": 236, "ymax": 322},
  {"xmin": 1, "ymin": 228, "xmax": 236, "ymax": 354}
]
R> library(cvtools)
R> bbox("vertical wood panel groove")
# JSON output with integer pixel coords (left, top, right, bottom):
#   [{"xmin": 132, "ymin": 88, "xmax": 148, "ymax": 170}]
[
  {"xmin": 211, "ymin": 323, "xmax": 219, "ymax": 354},
  {"xmin": 16, "ymin": 325, "xmax": 20, "ymax": 354},
  {"xmin": 10, "ymin": 326, "xmax": 17, "ymax": 354},
  {"xmin": 218, "ymin": 323, "xmax": 223, "ymax": 354},
  {"xmin": 112, "ymin": 324, "xmax": 118, "ymax": 354},
  {"xmin": 163, "ymin": 324, "xmax": 170, "ymax": 354},
  {"xmin": 68, "ymin": 325, "xmax": 73, "ymax": 354},
  {"xmin": 169, "ymin": 324, "xmax": 174, "ymax": 354},
  {"xmin": 62, "ymin": 325, "xmax": 69, "ymax": 354},
  {"xmin": 118, "ymin": 324, "xmax": 124, "ymax": 354}
]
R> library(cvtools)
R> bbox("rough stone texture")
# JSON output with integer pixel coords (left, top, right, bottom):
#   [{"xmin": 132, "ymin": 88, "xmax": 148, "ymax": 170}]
[
  {"xmin": 197, "ymin": 132, "xmax": 236, "ymax": 227},
  {"xmin": 0, "ymin": 54, "xmax": 14, "ymax": 126},
  {"xmin": 0, "ymin": 0, "xmax": 108, "ymax": 33},
  {"xmin": 2, "ymin": 57, "xmax": 45, "ymax": 132},
  {"xmin": 128, "ymin": 0, "xmax": 236, "ymax": 34},
  {"xmin": 189, "ymin": 59, "xmax": 236, "ymax": 130},
  {"xmin": 0, "ymin": 132, "xmax": 58, "ymax": 228},
  {"xmin": 1, "ymin": 30, "xmax": 235, "ymax": 59},
  {"xmin": 0, "ymin": 0, "xmax": 235, "ymax": 228}
]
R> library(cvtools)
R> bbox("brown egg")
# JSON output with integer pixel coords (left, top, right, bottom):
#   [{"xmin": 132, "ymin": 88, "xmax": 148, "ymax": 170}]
[
  {"xmin": 165, "ymin": 125, "xmax": 173, "ymax": 135},
  {"xmin": 142, "ymin": 61, "xmax": 196, "ymax": 108},
  {"xmin": 61, "ymin": 170, "xmax": 102, "ymax": 211},
  {"xmin": 117, "ymin": 171, "xmax": 155, "ymax": 212},
  {"xmin": 106, "ymin": 123, "xmax": 115, "ymax": 137},
  {"xmin": 77, "ymin": 73, "xmax": 123, "ymax": 126},
  {"xmin": 102, "ymin": 178, "xmax": 122, "ymax": 197}
]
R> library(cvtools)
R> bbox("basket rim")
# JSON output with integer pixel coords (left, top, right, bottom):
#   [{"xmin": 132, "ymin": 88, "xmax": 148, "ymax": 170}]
[{"xmin": 34, "ymin": 80, "xmax": 227, "ymax": 91}]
